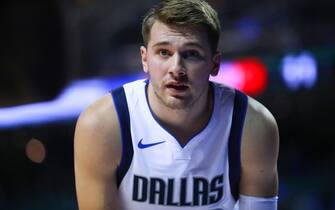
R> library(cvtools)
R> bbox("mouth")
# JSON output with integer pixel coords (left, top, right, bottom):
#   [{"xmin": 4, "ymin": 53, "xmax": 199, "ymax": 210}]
[{"xmin": 166, "ymin": 83, "xmax": 189, "ymax": 92}]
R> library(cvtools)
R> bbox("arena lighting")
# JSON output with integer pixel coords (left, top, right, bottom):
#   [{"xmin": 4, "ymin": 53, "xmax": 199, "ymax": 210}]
[
  {"xmin": 281, "ymin": 51, "xmax": 318, "ymax": 90},
  {"xmin": 210, "ymin": 58, "xmax": 268, "ymax": 95},
  {"xmin": 0, "ymin": 74, "xmax": 143, "ymax": 128},
  {"xmin": 25, "ymin": 138, "xmax": 46, "ymax": 164}
]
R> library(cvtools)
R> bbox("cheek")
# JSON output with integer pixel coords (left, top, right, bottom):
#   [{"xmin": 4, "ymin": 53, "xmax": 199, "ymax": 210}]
[
  {"xmin": 188, "ymin": 64, "xmax": 212, "ymax": 80},
  {"xmin": 147, "ymin": 59, "xmax": 168, "ymax": 78}
]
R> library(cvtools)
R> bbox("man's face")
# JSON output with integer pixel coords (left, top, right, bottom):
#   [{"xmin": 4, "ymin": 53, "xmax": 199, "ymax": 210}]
[{"xmin": 140, "ymin": 20, "xmax": 220, "ymax": 110}]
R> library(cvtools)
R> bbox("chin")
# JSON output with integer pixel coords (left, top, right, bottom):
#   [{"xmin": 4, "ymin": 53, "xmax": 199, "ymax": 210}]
[{"xmin": 163, "ymin": 97, "xmax": 191, "ymax": 110}]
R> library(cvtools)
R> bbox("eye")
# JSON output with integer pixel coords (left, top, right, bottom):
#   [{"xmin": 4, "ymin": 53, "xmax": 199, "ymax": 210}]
[
  {"xmin": 159, "ymin": 49, "xmax": 170, "ymax": 57},
  {"xmin": 182, "ymin": 50, "xmax": 202, "ymax": 60}
]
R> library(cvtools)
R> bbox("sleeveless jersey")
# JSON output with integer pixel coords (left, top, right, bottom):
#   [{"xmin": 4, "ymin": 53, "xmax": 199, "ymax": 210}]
[{"xmin": 111, "ymin": 79, "xmax": 248, "ymax": 210}]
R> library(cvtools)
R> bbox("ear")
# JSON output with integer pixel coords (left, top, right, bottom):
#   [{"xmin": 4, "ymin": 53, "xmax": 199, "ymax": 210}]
[
  {"xmin": 210, "ymin": 51, "xmax": 221, "ymax": 76},
  {"xmin": 140, "ymin": 46, "xmax": 149, "ymax": 73}
]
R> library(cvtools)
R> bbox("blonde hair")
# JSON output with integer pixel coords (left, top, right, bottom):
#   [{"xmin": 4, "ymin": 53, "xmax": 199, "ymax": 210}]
[{"xmin": 142, "ymin": 0, "xmax": 221, "ymax": 53}]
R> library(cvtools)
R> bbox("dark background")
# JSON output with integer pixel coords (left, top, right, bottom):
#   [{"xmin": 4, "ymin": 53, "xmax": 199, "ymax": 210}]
[{"xmin": 1, "ymin": 0, "xmax": 335, "ymax": 209}]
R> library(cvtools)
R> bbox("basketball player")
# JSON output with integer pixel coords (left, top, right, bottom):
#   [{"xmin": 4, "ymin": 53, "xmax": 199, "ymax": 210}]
[{"xmin": 74, "ymin": 0, "xmax": 279, "ymax": 209}]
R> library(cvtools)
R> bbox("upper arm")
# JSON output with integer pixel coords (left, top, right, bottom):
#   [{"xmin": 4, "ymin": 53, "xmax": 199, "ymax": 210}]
[
  {"xmin": 239, "ymin": 97, "xmax": 279, "ymax": 197},
  {"xmin": 74, "ymin": 94, "xmax": 122, "ymax": 210}
]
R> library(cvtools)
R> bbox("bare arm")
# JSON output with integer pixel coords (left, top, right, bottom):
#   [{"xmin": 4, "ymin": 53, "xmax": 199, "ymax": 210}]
[
  {"xmin": 74, "ymin": 95, "xmax": 122, "ymax": 210},
  {"xmin": 240, "ymin": 97, "xmax": 279, "ymax": 197}
]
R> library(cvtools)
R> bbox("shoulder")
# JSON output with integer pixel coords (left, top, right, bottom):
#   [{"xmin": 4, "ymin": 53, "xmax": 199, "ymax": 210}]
[
  {"xmin": 76, "ymin": 93, "xmax": 119, "ymax": 138},
  {"xmin": 74, "ymin": 93, "xmax": 123, "ymax": 209},
  {"xmin": 243, "ymin": 96, "xmax": 279, "ymax": 147},
  {"xmin": 239, "ymin": 96, "xmax": 279, "ymax": 196},
  {"xmin": 241, "ymin": 96, "xmax": 279, "ymax": 162},
  {"xmin": 74, "ymin": 93, "xmax": 122, "ymax": 170}
]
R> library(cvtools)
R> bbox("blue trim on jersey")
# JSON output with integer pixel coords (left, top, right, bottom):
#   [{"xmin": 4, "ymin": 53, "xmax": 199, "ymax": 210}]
[
  {"xmin": 228, "ymin": 90, "xmax": 248, "ymax": 201},
  {"xmin": 111, "ymin": 87, "xmax": 133, "ymax": 188}
]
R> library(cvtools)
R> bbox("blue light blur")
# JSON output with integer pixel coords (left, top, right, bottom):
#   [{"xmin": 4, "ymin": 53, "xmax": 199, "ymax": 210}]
[
  {"xmin": 281, "ymin": 51, "xmax": 318, "ymax": 90},
  {"xmin": 0, "ymin": 74, "xmax": 145, "ymax": 128}
]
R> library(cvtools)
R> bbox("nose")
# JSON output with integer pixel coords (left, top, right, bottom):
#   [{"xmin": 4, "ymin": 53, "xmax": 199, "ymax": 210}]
[{"xmin": 169, "ymin": 53, "xmax": 186, "ymax": 77}]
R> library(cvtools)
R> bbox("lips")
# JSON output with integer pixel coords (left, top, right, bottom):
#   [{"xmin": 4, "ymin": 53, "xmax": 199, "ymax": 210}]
[{"xmin": 166, "ymin": 82, "xmax": 188, "ymax": 91}]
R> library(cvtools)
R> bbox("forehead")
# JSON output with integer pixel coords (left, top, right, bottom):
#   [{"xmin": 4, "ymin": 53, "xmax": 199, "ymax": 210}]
[{"xmin": 148, "ymin": 20, "xmax": 210, "ymax": 48}]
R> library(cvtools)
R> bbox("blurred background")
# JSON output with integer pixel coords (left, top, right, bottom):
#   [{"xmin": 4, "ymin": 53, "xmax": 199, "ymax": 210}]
[{"xmin": 0, "ymin": 0, "xmax": 334, "ymax": 209}]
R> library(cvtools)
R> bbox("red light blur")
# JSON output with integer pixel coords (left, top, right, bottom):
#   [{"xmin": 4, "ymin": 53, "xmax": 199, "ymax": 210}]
[
  {"xmin": 211, "ymin": 57, "xmax": 268, "ymax": 96},
  {"xmin": 236, "ymin": 57, "xmax": 268, "ymax": 95}
]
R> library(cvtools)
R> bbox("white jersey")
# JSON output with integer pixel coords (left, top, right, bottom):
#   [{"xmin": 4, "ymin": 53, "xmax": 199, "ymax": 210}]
[{"xmin": 111, "ymin": 79, "xmax": 248, "ymax": 210}]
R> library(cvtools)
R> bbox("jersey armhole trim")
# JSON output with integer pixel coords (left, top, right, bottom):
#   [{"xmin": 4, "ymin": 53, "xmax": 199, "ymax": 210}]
[
  {"xmin": 228, "ymin": 90, "xmax": 248, "ymax": 201},
  {"xmin": 111, "ymin": 87, "xmax": 133, "ymax": 188}
]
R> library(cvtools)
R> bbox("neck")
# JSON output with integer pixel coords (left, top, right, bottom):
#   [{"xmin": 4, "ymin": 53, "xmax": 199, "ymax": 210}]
[{"xmin": 147, "ymin": 83, "xmax": 213, "ymax": 145}]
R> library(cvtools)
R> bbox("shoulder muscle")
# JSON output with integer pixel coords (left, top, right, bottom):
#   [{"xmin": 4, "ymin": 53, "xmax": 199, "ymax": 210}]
[
  {"xmin": 240, "ymin": 96, "xmax": 279, "ymax": 196},
  {"xmin": 74, "ymin": 94, "xmax": 122, "ymax": 209},
  {"xmin": 74, "ymin": 94, "xmax": 122, "ymax": 172}
]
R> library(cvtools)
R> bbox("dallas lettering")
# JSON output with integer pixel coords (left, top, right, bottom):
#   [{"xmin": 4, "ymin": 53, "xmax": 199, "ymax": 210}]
[{"xmin": 132, "ymin": 174, "xmax": 224, "ymax": 206}]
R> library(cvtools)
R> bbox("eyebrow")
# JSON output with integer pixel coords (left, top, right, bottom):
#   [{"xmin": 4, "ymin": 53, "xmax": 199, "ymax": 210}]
[
  {"xmin": 151, "ymin": 41, "xmax": 170, "ymax": 48},
  {"xmin": 151, "ymin": 41, "xmax": 205, "ymax": 51}
]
